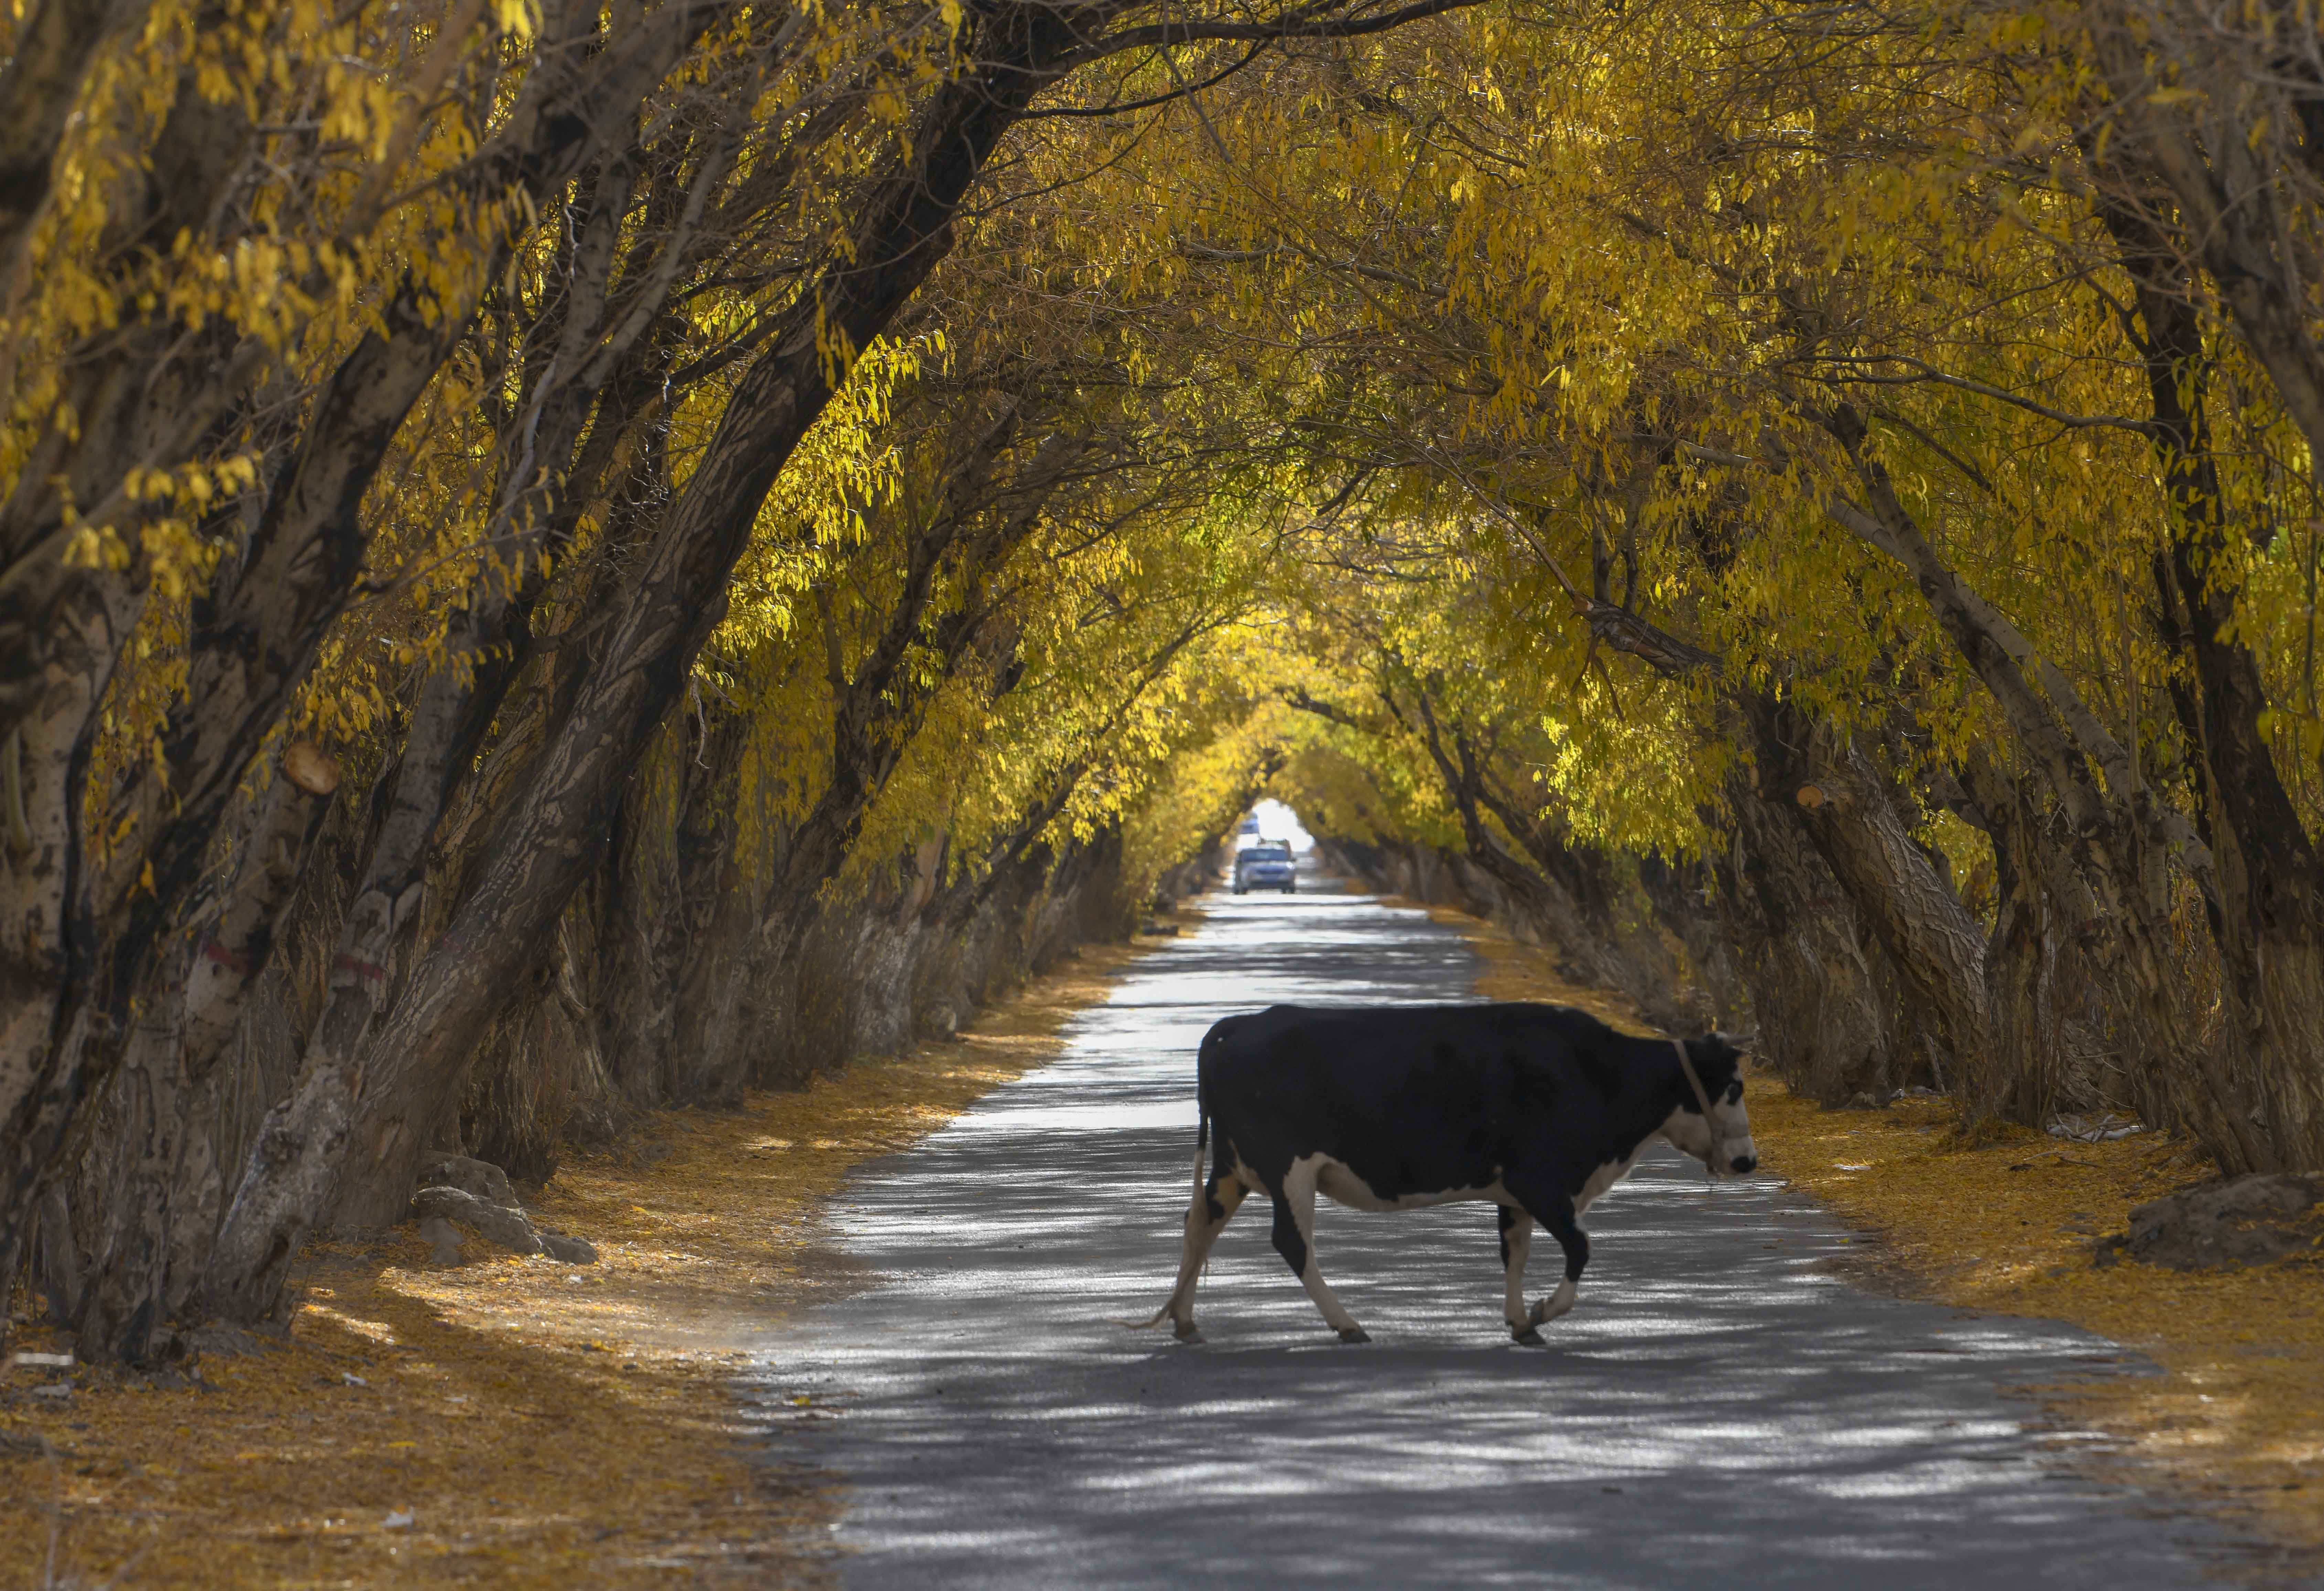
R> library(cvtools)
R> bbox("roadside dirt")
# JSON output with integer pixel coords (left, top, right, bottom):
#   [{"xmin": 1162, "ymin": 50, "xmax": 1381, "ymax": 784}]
[
  {"xmin": 0, "ymin": 934, "xmax": 1165, "ymax": 1589},
  {"xmin": 1438, "ymin": 904, "xmax": 2324, "ymax": 1568}
]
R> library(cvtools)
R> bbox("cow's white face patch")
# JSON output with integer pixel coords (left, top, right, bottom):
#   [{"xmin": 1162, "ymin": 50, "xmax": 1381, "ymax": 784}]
[
  {"xmin": 1661, "ymin": 1103, "xmax": 1713, "ymax": 1161},
  {"xmin": 1663, "ymin": 1083, "xmax": 1758, "ymax": 1176}
]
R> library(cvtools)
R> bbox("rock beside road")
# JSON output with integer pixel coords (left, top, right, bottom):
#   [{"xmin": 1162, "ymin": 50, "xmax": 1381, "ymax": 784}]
[
  {"xmin": 410, "ymin": 1182, "xmax": 596, "ymax": 1264},
  {"xmin": 2098, "ymin": 1174, "xmax": 2324, "ymax": 1270},
  {"xmin": 418, "ymin": 1150, "xmax": 517, "ymax": 1206}
]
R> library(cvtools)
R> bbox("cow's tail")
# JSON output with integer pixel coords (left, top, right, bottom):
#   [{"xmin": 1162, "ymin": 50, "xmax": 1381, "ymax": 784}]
[
  {"xmin": 1187, "ymin": 1107, "xmax": 1209, "ymax": 1211},
  {"xmin": 1118, "ymin": 1107, "xmax": 1209, "ymax": 1332}
]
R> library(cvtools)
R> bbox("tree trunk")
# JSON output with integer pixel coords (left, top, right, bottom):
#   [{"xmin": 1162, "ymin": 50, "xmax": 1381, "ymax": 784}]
[
  {"xmin": 1635, "ymin": 854, "xmax": 1747, "ymax": 1030},
  {"xmin": 1749, "ymin": 700, "xmax": 2009, "ymax": 1118},
  {"xmin": 596, "ymin": 729, "xmax": 684, "ymax": 1112},
  {"xmin": 1947, "ymin": 751, "xmax": 2063, "ymax": 1125},
  {"xmin": 47, "ymin": 743, "xmax": 336, "ymax": 1360},
  {"xmin": 2087, "ymin": 33, "xmax": 2324, "ymax": 468},
  {"xmin": 1821, "ymin": 412, "xmax": 2272, "ymax": 1168},
  {"xmin": 200, "ymin": 596, "xmax": 530, "ymax": 1321},
  {"xmin": 2105, "ymin": 213, "xmax": 2324, "ymax": 1168},
  {"xmin": 0, "ymin": 0, "xmax": 142, "ymax": 284},
  {"xmin": 205, "ymin": 8, "xmax": 1085, "ymax": 1308},
  {"xmin": 1710, "ymin": 770, "xmax": 1899, "ymax": 1104},
  {"xmin": 0, "ymin": 0, "xmax": 718, "ymax": 1315},
  {"xmin": 667, "ymin": 708, "xmax": 759, "ymax": 1106},
  {"xmin": 0, "ymin": 588, "xmax": 121, "ymax": 1306}
]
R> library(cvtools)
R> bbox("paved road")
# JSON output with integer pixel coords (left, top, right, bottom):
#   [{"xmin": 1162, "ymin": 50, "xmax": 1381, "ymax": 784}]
[{"xmin": 751, "ymin": 866, "xmax": 2279, "ymax": 1588}]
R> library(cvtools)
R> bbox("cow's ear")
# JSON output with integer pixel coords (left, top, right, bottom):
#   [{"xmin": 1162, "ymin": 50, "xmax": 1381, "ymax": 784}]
[
  {"xmin": 1691, "ymin": 1033, "xmax": 1748, "ymax": 1086},
  {"xmin": 1683, "ymin": 1033, "xmax": 1744, "ymax": 1082}
]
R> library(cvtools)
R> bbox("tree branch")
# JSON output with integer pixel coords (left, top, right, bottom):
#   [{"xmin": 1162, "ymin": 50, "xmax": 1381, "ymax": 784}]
[{"xmin": 1056, "ymin": 0, "xmax": 1486, "ymax": 68}]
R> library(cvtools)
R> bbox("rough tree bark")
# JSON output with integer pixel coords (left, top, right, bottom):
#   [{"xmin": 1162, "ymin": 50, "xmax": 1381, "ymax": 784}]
[
  {"xmin": 594, "ymin": 744, "xmax": 685, "ymax": 1113},
  {"xmin": 42, "ymin": 741, "xmax": 337, "ymax": 1360},
  {"xmin": 1942, "ymin": 747, "xmax": 2125, "ymax": 1128},
  {"xmin": 0, "ymin": 71, "xmax": 268, "ymax": 1312},
  {"xmin": 1709, "ymin": 770, "xmax": 1899, "ymax": 1104},
  {"xmin": 1745, "ymin": 697, "xmax": 2008, "ymax": 1119},
  {"xmin": 664, "ymin": 708, "xmax": 758, "ymax": 1106}
]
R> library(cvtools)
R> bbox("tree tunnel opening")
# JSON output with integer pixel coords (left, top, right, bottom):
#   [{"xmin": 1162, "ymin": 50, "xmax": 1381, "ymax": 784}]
[{"xmin": 1235, "ymin": 799, "xmax": 1315, "ymax": 855}]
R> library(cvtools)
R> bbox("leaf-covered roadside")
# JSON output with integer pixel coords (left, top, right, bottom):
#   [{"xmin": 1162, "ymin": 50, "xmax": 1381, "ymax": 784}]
[
  {"xmin": 0, "ymin": 937, "xmax": 1160, "ymax": 1588},
  {"xmin": 1450, "ymin": 905, "xmax": 2324, "ymax": 1568},
  {"xmin": 1750, "ymin": 1092, "xmax": 2324, "ymax": 1567}
]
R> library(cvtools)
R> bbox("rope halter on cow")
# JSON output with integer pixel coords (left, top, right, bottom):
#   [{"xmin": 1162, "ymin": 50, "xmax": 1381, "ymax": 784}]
[{"xmin": 1672, "ymin": 1038, "xmax": 1733, "ymax": 1183}]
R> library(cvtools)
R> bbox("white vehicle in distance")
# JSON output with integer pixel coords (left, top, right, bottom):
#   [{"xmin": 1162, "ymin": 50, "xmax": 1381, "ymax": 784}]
[{"xmin": 1233, "ymin": 844, "xmax": 1296, "ymax": 895}]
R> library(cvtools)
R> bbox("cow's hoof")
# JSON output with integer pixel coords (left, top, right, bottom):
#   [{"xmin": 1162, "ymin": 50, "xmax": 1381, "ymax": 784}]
[
  {"xmin": 1512, "ymin": 1326, "xmax": 1546, "ymax": 1347},
  {"xmin": 1338, "ymin": 1326, "xmax": 1371, "ymax": 1344},
  {"xmin": 1528, "ymin": 1297, "xmax": 1553, "ymax": 1325},
  {"xmin": 1173, "ymin": 1327, "xmax": 1203, "ymax": 1345}
]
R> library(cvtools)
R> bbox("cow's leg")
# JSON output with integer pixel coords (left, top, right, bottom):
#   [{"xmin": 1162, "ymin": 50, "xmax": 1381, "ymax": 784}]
[
  {"xmin": 1504, "ymin": 1178, "xmax": 1588, "ymax": 1328},
  {"xmin": 1498, "ymin": 1205, "xmax": 1543, "ymax": 1344},
  {"xmin": 1512, "ymin": 1191, "xmax": 1589, "ymax": 1329},
  {"xmin": 1270, "ymin": 1163, "xmax": 1368, "ymax": 1343},
  {"xmin": 1163, "ymin": 1171, "xmax": 1247, "ymax": 1341}
]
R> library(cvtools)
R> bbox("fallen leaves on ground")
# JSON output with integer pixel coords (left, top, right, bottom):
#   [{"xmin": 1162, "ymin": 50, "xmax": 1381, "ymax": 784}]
[
  {"xmin": 1746, "ymin": 1088, "xmax": 2324, "ymax": 1561},
  {"xmin": 0, "ymin": 938, "xmax": 1158, "ymax": 1589},
  {"xmin": 1439, "ymin": 903, "xmax": 2324, "ymax": 1565}
]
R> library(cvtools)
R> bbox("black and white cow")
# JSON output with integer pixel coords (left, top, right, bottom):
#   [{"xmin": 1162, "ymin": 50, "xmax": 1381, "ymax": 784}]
[{"xmin": 1131, "ymin": 1003, "xmax": 1755, "ymax": 1345}]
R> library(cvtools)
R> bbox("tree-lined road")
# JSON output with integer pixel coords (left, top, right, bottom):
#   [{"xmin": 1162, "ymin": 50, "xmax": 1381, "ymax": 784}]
[{"xmin": 754, "ymin": 868, "xmax": 2262, "ymax": 1588}]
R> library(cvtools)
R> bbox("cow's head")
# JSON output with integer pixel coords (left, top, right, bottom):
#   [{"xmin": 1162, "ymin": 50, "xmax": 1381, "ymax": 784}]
[{"xmin": 1663, "ymin": 1032, "xmax": 1757, "ymax": 1176}]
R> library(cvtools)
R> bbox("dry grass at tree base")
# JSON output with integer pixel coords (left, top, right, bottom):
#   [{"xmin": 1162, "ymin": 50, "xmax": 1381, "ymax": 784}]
[
  {"xmin": 1434, "ymin": 904, "xmax": 2324, "ymax": 1567},
  {"xmin": 0, "ymin": 936, "xmax": 1164, "ymax": 1589}
]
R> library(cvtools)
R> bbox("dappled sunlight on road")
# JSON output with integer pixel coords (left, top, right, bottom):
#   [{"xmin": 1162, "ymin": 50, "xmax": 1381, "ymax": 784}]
[{"xmin": 749, "ymin": 863, "xmax": 2256, "ymax": 1588}]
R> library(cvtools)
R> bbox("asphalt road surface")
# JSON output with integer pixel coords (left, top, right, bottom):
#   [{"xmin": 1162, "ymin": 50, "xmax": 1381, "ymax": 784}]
[{"xmin": 753, "ymin": 861, "xmax": 2280, "ymax": 1588}]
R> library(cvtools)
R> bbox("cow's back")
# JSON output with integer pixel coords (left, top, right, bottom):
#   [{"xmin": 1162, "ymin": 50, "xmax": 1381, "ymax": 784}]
[{"xmin": 1197, "ymin": 1003, "xmax": 1609, "ymax": 1198}]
